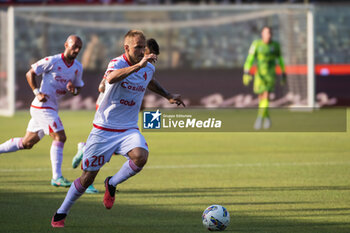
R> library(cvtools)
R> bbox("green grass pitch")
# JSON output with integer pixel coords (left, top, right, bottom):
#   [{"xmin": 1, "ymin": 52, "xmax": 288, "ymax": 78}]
[{"xmin": 0, "ymin": 110, "xmax": 349, "ymax": 233}]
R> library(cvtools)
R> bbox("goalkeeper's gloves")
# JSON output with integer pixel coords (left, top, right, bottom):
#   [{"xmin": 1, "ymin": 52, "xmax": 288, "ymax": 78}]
[
  {"xmin": 280, "ymin": 72, "xmax": 287, "ymax": 85},
  {"xmin": 243, "ymin": 71, "xmax": 252, "ymax": 86}
]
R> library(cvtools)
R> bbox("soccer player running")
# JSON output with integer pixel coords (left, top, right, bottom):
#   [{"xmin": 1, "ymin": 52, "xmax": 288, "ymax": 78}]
[
  {"xmin": 70, "ymin": 37, "xmax": 174, "ymax": 194},
  {"xmin": 0, "ymin": 35, "xmax": 84, "ymax": 187},
  {"xmin": 51, "ymin": 30, "xmax": 185, "ymax": 227},
  {"xmin": 243, "ymin": 26, "xmax": 286, "ymax": 130}
]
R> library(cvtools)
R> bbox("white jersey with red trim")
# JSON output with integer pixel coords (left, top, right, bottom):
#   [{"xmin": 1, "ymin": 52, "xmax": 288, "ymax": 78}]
[
  {"xmin": 93, "ymin": 54, "xmax": 155, "ymax": 130},
  {"xmin": 30, "ymin": 53, "xmax": 84, "ymax": 111}
]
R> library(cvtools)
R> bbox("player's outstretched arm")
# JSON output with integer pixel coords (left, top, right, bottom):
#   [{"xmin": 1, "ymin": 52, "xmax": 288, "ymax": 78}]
[
  {"xmin": 168, "ymin": 94, "xmax": 185, "ymax": 107},
  {"xmin": 147, "ymin": 79, "xmax": 168, "ymax": 97},
  {"xmin": 147, "ymin": 79, "xmax": 185, "ymax": 107},
  {"xmin": 26, "ymin": 68, "xmax": 48, "ymax": 102},
  {"xmin": 106, "ymin": 54, "xmax": 157, "ymax": 84}
]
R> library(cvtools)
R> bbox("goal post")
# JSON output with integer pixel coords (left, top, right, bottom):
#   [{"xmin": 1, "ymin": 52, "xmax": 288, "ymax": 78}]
[
  {"xmin": 2, "ymin": 4, "xmax": 315, "ymax": 113},
  {"xmin": 0, "ymin": 6, "xmax": 15, "ymax": 117},
  {"xmin": 307, "ymin": 7, "xmax": 315, "ymax": 108}
]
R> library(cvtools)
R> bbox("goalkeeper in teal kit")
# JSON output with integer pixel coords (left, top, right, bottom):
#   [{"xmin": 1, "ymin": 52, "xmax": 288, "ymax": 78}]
[{"xmin": 243, "ymin": 26, "xmax": 286, "ymax": 129}]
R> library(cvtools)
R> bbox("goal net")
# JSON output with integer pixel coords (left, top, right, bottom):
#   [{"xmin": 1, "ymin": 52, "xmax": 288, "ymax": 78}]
[{"xmin": 3, "ymin": 5, "xmax": 314, "ymax": 113}]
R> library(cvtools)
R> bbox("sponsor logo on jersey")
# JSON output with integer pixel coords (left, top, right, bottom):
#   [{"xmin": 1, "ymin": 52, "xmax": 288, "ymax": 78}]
[
  {"xmin": 143, "ymin": 72, "xmax": 147, "ymax": 80},
  {"xmin": 120, "ymin": 99, "xmax": 136, "ymax": 106},
  {"xmin": 54, "ymin": 76, "xmax": 68, "ymax": 84},
  {"xmin": 121, "ymin": 82, "xmax": 145, "ymax": 92},
  {"xmin": 56, "ymin": 89, "xmax": 67, "ymax": 95},
  {"xmin": 143, "ymin": 109, "xmax": 161, "ymax": 129}
]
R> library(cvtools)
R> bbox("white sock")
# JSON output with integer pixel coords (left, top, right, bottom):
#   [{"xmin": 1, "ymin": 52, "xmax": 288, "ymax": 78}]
[
  {"xmin": 0, "ymin": 138, "xmax": 24, "ymax": 154},
  {"xmin": 57, "ymin": 178, "xmax": 86, "ymax": 214},
  {"xmin": 109, "ymin": 160, "xmax": 142, "ymax": 187},
  {"xmin": 50, "ymin": 141, "xmax": 64, "ymax": 180}
]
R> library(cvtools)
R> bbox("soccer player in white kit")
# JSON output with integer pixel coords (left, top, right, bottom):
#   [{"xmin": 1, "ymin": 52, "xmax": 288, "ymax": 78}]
[
  {"xmin": 51, "ymin": 30, "xmax": 184, "ymax": 227},
  {"xmin": 0, "ymin": 35, "xmax": 84, "ymax": 187},
  {"xmin": 70, "ymin": 38, "xmax": 179, "ymax": 195}
]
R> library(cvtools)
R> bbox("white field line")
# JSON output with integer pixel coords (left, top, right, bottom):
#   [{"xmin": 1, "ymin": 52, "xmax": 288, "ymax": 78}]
[{"xmin": 0, "ymin": 161, "xmax": 349, "ymax": 173}]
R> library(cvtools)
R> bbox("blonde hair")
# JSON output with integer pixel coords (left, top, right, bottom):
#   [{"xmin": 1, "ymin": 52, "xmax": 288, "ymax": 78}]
[{"xmin": 124, "ymin": 30, "xmax": 146, "ymax": 45}]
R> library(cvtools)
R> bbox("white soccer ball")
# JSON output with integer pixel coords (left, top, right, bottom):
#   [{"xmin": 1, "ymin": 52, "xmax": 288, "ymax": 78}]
[{"xmin": 202, "ymin": 205, "xmax": 230, "ymax": 231}]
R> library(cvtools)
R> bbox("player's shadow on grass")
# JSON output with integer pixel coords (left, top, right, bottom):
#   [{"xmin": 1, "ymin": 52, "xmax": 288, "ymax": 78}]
[
  {"xmin": 0, "ymin": 180, "xmax": 57, "ymax": 186},
  {"xmin": 0, "ymin": 190, "xmax": 349, "ymax": 233},
  {"xmin": 121, "ymin": 185, "xmax": 350, "ymax": 194}
]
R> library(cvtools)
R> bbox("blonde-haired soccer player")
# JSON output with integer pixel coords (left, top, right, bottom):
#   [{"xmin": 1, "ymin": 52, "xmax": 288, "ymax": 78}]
[
  {"xmin": 70, "ymin": 37, "xmax": 174, "ymax": 194},
  {"xmin": 51, "ymin": 30, "xmax": 184, "ymax": 227}
]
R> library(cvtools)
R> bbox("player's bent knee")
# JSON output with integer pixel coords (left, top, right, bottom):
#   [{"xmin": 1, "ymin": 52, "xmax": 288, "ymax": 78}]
[
  {"xmin": 22, "ymin": 140, "xmax": 36, "ymax": 149},
  {"xmin": 136, "ymin": 155, "xmax": 148, "ymax": 167},
  {"xmin": 51, "ymin": 131, "xmax": 67, "ymax": 143},
  {"xmin": 22, "ymin": 133, "xmax": 40, "ymax": 149},
  {"xmin": 22, "ymin": 142, "xmax": 34, "ymax": 149},
  {"xmin": 129, "ymin": 148, "xmax": 148, "ymax": 167}
]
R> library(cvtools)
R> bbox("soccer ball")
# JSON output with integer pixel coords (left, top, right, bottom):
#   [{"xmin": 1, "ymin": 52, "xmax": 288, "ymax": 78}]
[{"xmin": 202, "ymin": 205, "xmax": 230, "ymax": 231}]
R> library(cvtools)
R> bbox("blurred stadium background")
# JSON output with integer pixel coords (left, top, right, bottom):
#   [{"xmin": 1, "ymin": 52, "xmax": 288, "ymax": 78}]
[{"xmin": 0, "ymin": 0, "xmax": 349, "ymax": 116}]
